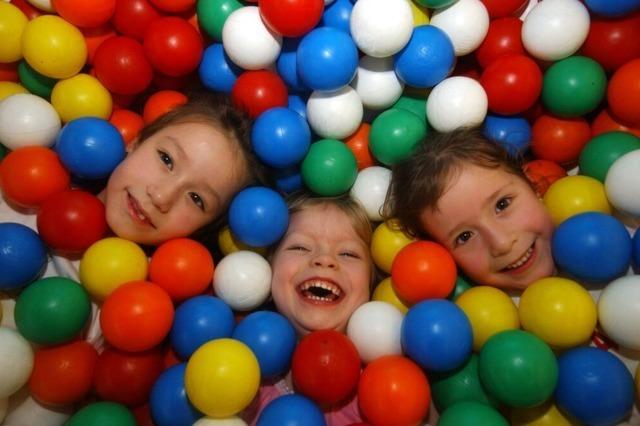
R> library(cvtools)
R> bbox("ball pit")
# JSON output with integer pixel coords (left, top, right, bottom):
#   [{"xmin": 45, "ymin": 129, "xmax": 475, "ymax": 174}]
[{"xmin": 0, "ymin": 93, "xmax": 61, "ymax": 149}]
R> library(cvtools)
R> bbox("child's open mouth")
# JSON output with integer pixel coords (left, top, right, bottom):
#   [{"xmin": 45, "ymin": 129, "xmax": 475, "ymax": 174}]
[
  {"xmin": 501, "ymin": 241, "xmax": 536, "ymax": 274},
  {"xmin": 296, "ymin": 279, "xmax": 343, "ymax": 304}
]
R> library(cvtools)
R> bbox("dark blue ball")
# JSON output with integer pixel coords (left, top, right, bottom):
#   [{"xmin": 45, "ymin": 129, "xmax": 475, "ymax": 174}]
[
  {"xmin": 321, "ymin": 0, "xmax": 353, "ymax": 34},
  {"xmin": 584, "ymin": 0, "xmax": 640, "ymax": 17},
  {"xmin": 273, "ymin": 166, "xmax": 303, "ymax": 194},
  {"xmin": 552, "ymin": 212, "xmax": 632, "ymax": 283},
  {"xmin": 483, "ymin": 114, "xmax": 531, "ymax": 157},
  {"xmin": 252, "ymin": 107, "xmax": 311, "ymax": 169},
  {"xmin": 0, "ymin": 223, "xmax": 47, "ymax": 290},
  {"xmin": 633, "ymin": 229, "xmax": 640, "ymax": 272},
  {"xmin": 277, "ymin": 38, "xmax": 309, "ymax": 93},
  {"xmin": 288, "ymin": 94, "xmax": 308, "ymax": 121},
  {"xmin": 199, "ymin": 43, "xmax": 242, "ymax": 94},
  {"xmin": 257, "ymin": 394, "xmax": 325, "ymax": 426},
  {"xmin": 229, "ymin": 186, "xmax": 289, "ymax": 247},
  {"xmin": 150, "ymin": 363, "xmax": 202, "ymax": 426}
]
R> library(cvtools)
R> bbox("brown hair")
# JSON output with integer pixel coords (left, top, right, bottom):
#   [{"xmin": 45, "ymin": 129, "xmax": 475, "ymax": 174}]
[{"xmin": 384, "ymin": 128, "xmax": 528, "ymax": 238}]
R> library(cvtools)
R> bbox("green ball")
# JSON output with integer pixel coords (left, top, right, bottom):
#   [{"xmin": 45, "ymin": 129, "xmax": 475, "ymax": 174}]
[
  {"xmin": 197, "ymin": 0, "xmax": 243, "ymax": 41},
  {"xmin": 541, "ymin": 56, "xmax": 607, "ymax": 118},
  {"xmin": 370, "ymin": 108, "xmax": 427, "ymax": 166},
  {"xmin": 438, "ymin": 401, "xmax": 509, "ymax": 426},
  {"xmin": 478, "ymin": 330, "xmax": 557, "ymax": 408},
  {"xmin": 65, "ymin": 402, "xmax": 136, "ymax": 426},
  {"xmin": 430, "ymin": 354, "xmax": 499, "ymax": 413},
  {"xmin": 448, "ymin": 274, "xmax": 473, "ymax": 301},
  {"xmin": 15, "ymin": 277, "xmax": 91, "ymax": 345},
  {"xmin": 392, "ymin": 94, "xmax": 428, "ymax": 126},
  {"xmin": 579, "ymin": 131, "xmax": 640, "ymax": 182},
  {"xmin": 18, "ymin": 60, "xmax": 57, "ymax": 98},
  {"xmin": 0, "ymin": 144, "xmax": 7, "ymax": 161},
  {"xmin": 301, "ymin": 139, "xmax": 358, "ymax": 196},
  {"xmin": 414, "ymin": 0, "xmax": 457, "ymax": 8}
]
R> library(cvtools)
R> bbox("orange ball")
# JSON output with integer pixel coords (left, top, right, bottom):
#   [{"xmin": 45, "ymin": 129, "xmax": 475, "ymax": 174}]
[
  {"xmin": 607, "ymin": 58, "xmax": 640, "ymax": 127},
  {"xmin": 358, "ymin": 355, "xmax": 430, "ymax": 426},
  {"xmin": 523, "ymin": 159, "xmax": 567, "ymax": 197},
  {"xmin": 391, "ymin": 240, "xmax": 457, "ymax": 305},
  {"xmin": 142, "ymin": 90, "xmax": 188, "ymax": 124},
  {"xmin": 52, "ymin": 0, "xmax": 116, "ymax": 28},
  {"xmin": 83, "ymin": 25, "xmax": 117, "ymax": 66},
  {"xmin": 100, "ymin": 281, "xmax": 175, "ymax": 352},
  {"xmin": 531, "ymin": 114, "xmax": 591, "ymax": 167},
  {"xmin": 591, "ymin": 107, "xmax": 640, "ymax": 138},
  {"xmin": 345, "ymin": 123, "xmax": 375, "ymax": 170},
  {"xmin": 0, "ymin": 146, "xmax": 70, "ymax": 208},
  {"xmin": 110, "ymin": 109, "xmax": 144, "ymax": 146},
  {"xmin": 149, "ymin": 238, "xmax": 214, "ymax": 302}
]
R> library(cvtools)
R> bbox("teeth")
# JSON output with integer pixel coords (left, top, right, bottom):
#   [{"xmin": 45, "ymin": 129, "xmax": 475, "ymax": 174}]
[
  {"xmin": 507, "ymin": 247, "xmax": 533, "ymax": 270},
  {"xmin": 299, "ymin": 280, "xmax": 342, "ymax": 298}
]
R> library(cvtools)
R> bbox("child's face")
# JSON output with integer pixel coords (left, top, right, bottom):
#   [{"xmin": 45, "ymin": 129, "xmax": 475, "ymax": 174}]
[
  {"xmin": 420, "ymin": 164, "xmax": 555, "ymax": 290},
  {"xmin": 102, "ymin": 121, "xmax": 247, "ymax": 246},
  {"xmin": 271, "ymin": 204, "xmax": 372, "ymax": 336}
]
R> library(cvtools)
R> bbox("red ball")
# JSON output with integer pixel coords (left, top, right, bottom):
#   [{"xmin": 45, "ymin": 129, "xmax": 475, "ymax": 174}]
[
  {"xmin": 581, "ymin": 12, "xmax": 640, "ymax": 73},
  {"xmin": 591, "ymin": 108, "xmax": 640, "ymax": 138},
  {"xmin": 231, "ymin": 70, "xmax": 288, "ymax": 119},
  {"xmin": 52, "ymin": 0, "xmax": 116, "ymax": 28},
  {"xmin": 93, "ymin": 346, "xmax": 165, "ymax": 407},
  {"xmin": 259, "ymin": 0, "xmax": 324, "ymax": 37},
  {"xmin": 475, "ymin": 17, "xmax": 524, "ymax": 69},
  {"xmin": 142, "ymin": 90, "xmax": 188, "ymax": 124},
  {"xmin": 28, "ymin": 341, "xmax": 98, "ymax": 406},
  {"xmin": 345, "ymin": 123, "xmax": 375, "ymax": 171},
  {"xmin": 11, "ymin": 0, "xmax": 44, "ymax": 19},
  {"xmin": 523, "ymin": 159, "xmax": 567, "ymax": 197},
  {"xmin": 94, "ymin": 36, "xmax": 153, "ymax": 95},
  {"xmin": 148, "ymin": 0, "xmax": 195, "ymax": 12},
  {"xmin": 291, "ymin": 330, "xmax": 361, "ymax": 406},
  {"xmin": 37, "ymin": 189, "xmax": 107, "ymax": 254},
  {"xmin": 133, "ymin": 404, "xmax": 155, "ymax": 426},
  {"xmin": 109, "ymin": 109, "xmax": 144, "ymax": 146},
  {"xmin": 358, "ymin": 355, "xmax": 430, "ymax": 426},
  {"xmin": 530, "ymin": 113, "xmax": 591, "ymax": 166},
  {"xmin": 83, "ymin": 25, "xmax": 117, "ymax": 66},
  {"xmin": 480, "ymin": 54, "xmax": 542, "ymax": 115},
  {"xmin": 113, "ymin": 0, "xmax": 163, "ymax": 41},
  {"xmin": 480, "ymin": 0, "xmax": 527, "ymax": 18},
  {"xmin": 100, "ymin": 281, "xmax": 175, "ymax": 352},
  {"xmin": 607, "ymin": 58, "xmax": 640, "ymax": 127},
  {"xmin": 0, "ymin": 147, "xmax": 70, "ymax": 209},
  {"xmin": 143, "ymin": 17, "xmax": 203, "ymax": 77},
  {"xmin": 391, "ymin": 241, "xmax": 457, "ymax": 305},
  {"xmin": 0, "ymin": 62, "xmax": 19, "ymax": 83}
]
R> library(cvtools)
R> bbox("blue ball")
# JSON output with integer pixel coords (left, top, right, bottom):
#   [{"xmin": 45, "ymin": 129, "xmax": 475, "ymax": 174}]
[
  {"xmin": 483, "ymin": 114, "xmax": 531, "ymax": 157},
  {"xmin": 277, "ymin": 38, "xmax": 309, "ymax": 93},
  {"xmin": 252, "ymin": 107, "xmax": 311, "ymax": 169},
  {"xmin": 321, "ymin": 0, "xmax": 353, "ymax": 34},
  {"xmin": 257, "ymin": 394, "xmax": 325, "ymax": 426},
  {"xmin": 55, "ymin": 117, "xmax": 126, "ymax": 180},
  {"xmin": 170, "ymin": 296, "xmax": 235, "ymax": 359},
  {"xmin": 633, "ymin": 229, "xmax": 640, "ymax": 272},
  {"xmin": 288, "ymin": 94, "xmax": 308, "ymax": 121},
  {"xmin": 199, "ymin": 43, "xmax": 242, "ymax": 94},
  {"xmin": 401, "ymin": 299, "xmax": 473, "ymax": 372},
  {"xmin": 555, "ymin": 347, "xmax": 635, "ymax": 426},
  {"xmin": 297, "ymin": 27, "xmax": 358, "ymax": 91},
  {"xmin": 0, "ymin": 223, "xmax": 47, "ymax": 290},
  {"xmin": 229, "ymin": 186, "xmax": 289, "ymax": 247},
  {"xmin": 150, "ymin": 363, "xmax": 202, "ymax": 426},
  {"xmin": 584, "ymin": 0, "xmax": 640, "ymax": 17},
  {"xmin": 273, "ymin": 166, "xmax": 303, "ymax": 194},
  {"xmin": 552, "ymin": 212, "xmax": 632, "ymax": 283},
  {"xmin": 394, "ymin": 25, "xmax": 455, "ymax": 89},
  {"xmin": 233, "ymin": 311, "xmax": 297, "ymax": 378}
]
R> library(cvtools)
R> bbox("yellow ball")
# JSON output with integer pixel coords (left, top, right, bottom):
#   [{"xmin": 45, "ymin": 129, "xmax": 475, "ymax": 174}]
[
  {"xmin": 370, "ymin": 220, "xmax": 415, "ymax": 273},
  {"xmin": 372, "ymin": 277, "xmax": 410, "ymax": 314},
  {"xmin": 21, "ymin": 15, "xmax": 87, "ymax": 79},
  {"xmin": 79, "ymin": 237, "xmax": 148, "ymax": 300},
  {"xmin": 0, "ymin": 3, "xmax": 28, "ymax": 63},
  {"xmin": 543, "ymin": 175, "xmax": 611, "ymax": 226},
  {"xmin": 455, "ymin": 286, "xmax": 520, "ymax": 351},
  {"xmin": 511, "ymin": 401, "xmax": 579, "ymax": 426},
  {"xmin": 185, "ymin": 339, "xmax": 260, "ymax": 418},
  {"xmin": 410, "ymin": 0, "xmax": 430, "ymax": 25},
  {"xmin": 0, "ymin": 82, "xmax": 28, "ymax": 101},
  {"xmin": 217, "ymin": 226, "xmax": 267, "ymax": 257},
  {"xmin": 51, "ymin": 73, "xmax": 112, "ymax": 122},
  {"xmin": 519, "ymin": 277, "xmax": 597, "ymax": 349}
]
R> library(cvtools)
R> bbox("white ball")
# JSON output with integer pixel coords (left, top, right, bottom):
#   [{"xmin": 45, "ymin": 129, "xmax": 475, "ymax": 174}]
[
  {"xmin": 598, "ymin": 275, "xmax": 640, "ymax": 351},
  {"xmin": 306, "ymin": 86, "xmax": 363, "ymax": 139},
  {"xmin": 26, "ymin": 0, "xmax": 55, "ymax": 12},
  {"xmin": 0, "ymin": 327, "xmax": 34, "ymax": 398},
  {"xmin": 426, "ymin": 76, "xmax": 488, "ymax": 132},
  {"xmin": 350, "ymin": 0, "xmax": 414, "ymax": 58},
  {"xmin": 518, "ymin": 0, "xmax": 539, "ymax": 20},
  {"xmin": 214, "ymin": 251, "xmax": 272, "ymax": 312},
  {"xmin": 430, "ymin": 0, "xmax": 490, "ymax": 56},
  {"xmin": 3, "ymin": 388, "xmax": 71, "ymax": 425},
  {"xmin": 351, "ymin": 56, "xmax": 404, "ymax": 110},
  {"xmin": 350, "ymin": 166, "xmax": 392, "ymax": 221},
  {"xmin": 0, "ymin": 94, "xmax": 61, "ymax": 149},
  {"xmin": 346, "ymin": 301, "xmax": 404, "ymax": 364},
  {"xmin": 193, "ymin": 416, "xmax": 248, "ymax": 426},
  {"xmin": 521, "ymin": 0, "xmax": 590, "ymax": 61},
  {"xmin": 222, "ymin": 6, "xmax": 282, "ymax": 70},
  {"xmin": 605, "ymin": 149, "xmax": 640, "ymax": 219}
]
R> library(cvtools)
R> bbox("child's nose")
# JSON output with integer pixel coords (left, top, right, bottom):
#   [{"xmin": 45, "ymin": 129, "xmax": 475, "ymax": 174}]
[
  {"xmin": 147, "ymin": 183, "xmax": 179, "ymax": 213},
  {"xmin": 311, "ymin": 252, "xmax": 337, "ymax": 269},
  {"xmin": 488, "ymin": 229, "xmax": 517, "ymax": 257}
]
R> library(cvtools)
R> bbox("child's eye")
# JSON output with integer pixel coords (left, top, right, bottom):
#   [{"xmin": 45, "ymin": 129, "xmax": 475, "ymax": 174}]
[
  {"xmin": 189, "ymin": 192, "xmax": 205, "ymax": 211},
  {"xmin": 158, "ymin": 150, "xmax": 173, "ymax": 170},
  {"xmin": 455, "ymin": 231, "xmax": 473, "ymax": 246},
  {"xmin": 340, "ymin": 251, "xmax": 360, "ymax": 259},
  {"xmin": 287, "ymin": 245, "xmax": 309, "ymax": 252},
  {"xmin": 495, "ymin": 197, "xmax": 512, "ymax": 213}
]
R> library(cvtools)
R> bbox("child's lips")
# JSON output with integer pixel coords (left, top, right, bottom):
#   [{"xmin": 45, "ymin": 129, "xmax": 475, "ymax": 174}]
[
  {"xmin": 296, "ymin": 278, "xmax": 344, "ymax": 306},
  {"xmin": 501, "ymin": 241, "xmax": 537, "ymax": 275},
  {"xmin": 126, "ymin": 192, "xmax": 155, "ymax": 228}
]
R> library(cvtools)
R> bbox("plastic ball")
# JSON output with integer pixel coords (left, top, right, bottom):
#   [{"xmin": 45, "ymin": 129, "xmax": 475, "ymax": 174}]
[
  {"xmin": 394, "ymin": 24, "xmax": 455, "ymax": 89},
  {"xmin": 142, "ymin": 90, "xmax": 187, "ymax": 124},
  {"xmin": 228, "ymin": 186, "xmax": 289, "ymax": 247},
  {"xmin": 479, "ymin": 330, "xmax": 557, "ymax": 407},
  {"xmin": 170, "ymin": 296, "xmax": 235, "ymax": 359},
  {"xmin": 0, "ymin": 93, "xmax": 60, "ymax": 149},
  {"xmin": 555, "ymin": 347, "xmax": 635, "ymax": 426},
  {"xmin": 259, "ymin": 0, "xmax": 323, "ymax": 37},
  {"xmin": 430, "ymin": 0, "xmax": 489, "ymax": 56},
  {"xmin": 17, "ymin": 61, "xmax": 56, "ymax": 98},
  {"xmin": 273, "ymin": 166, "xmax": 303, "ymax": 194},
  {"xmin": 79, "ymin": 237, "xmax": 148, "ymax": 300},
  {"xmin": 51, "ymin": 0, "xmax": 114, "ymax": 27},
  {"xmin": 94, "ymin": 36, "xmax": 152, "ymax": 95},
  {"xmin": 352, "ymin": 56, "xmax": 404, "ymax": 110},
  {"xmin": 372, "ymin": 277, "xmax": 410, "ymax": 314},
  {"xmin": 51, "ymin": 73, "xmax": 113, "ymax": 122},
  {"xmin": 0, "ymin": 3, "xmax": 28, "ymax": 63},
  {"xmin": 257, "ymin": 394, "xmax": 325, "ymax": 426},
  {"xmin": 301, "ymin": 138, "xmax": 358, "ymax": 196},
  {"xmin": 483, "ymin": 114, "xmax": 531, "ymax": 157},
  {"xmin": 510, "ymin": 401, "xmax": 577, "ymax": 426},
  {"xmin": 113, "ymin": 0, "xmax": 162, "ymax": 40},
  {"xmin": 0, "ymin": 223, "xmax": 47, "ymax": 291},
  {"xmin": 427, "ymin": 76, "xmax": 488, "ymax": 132},
  {"xmin": 358, "ymin": 355, "xmax": 430, "ymax": 426},
  {"xmin": 634, "ymin": 229, "xmax": 640, "ymax": 271},
  {"xmin": 543, "ymin": 175, "xmax": 611, "ymax": 226},
  {"xmin": 598, "ymin": 275, "xmax": 640, "ymax": 351},
  {"xmin": 530, "ymin": 113, "xmax": 591, "ymax": 166},
  {"xmin": 148, "ymin": 0, "xmax": 194, "ymax": 12},
  {"xmin": 251, "ymin": 107, "xmax": 310, "ymax": 169},
  {"xmin": 222, "ymin": 6, "xmax": 282, "ymax": 70},
  {"xmin": 393, "ymin": 94, "xmax": 428, "ymax": 125},
  {"xmin": 369, "ymin": 108, "xmax": 426, "ymax": 166},
  {"xmin": 306, "ymin": 86, "xmax": 363, "ymax": 139},
  {"xmin": 150, "ymin": 363, "xmax": 202, "ymax": 426},
  {"xmin": 448, "ymin": 275, "xmax": 473, "ymax": 301},
  {"xmin": 455, "ymin": 286, "xmax": 519, "ymax": 352},
  {"xmin": 0, "ymin": 82, "xmax": 28, "ymax": 101},
  {"xmin": 231, "ymin": 70, "xmax": 288, "ymax": 119},
  {"xmin": 521, "ymin": 0, "xmax": 590, "ymax": 61},
  {"xmin": 321, "ymin": 0, "xmax": 353, "ymax": 33},
  {"xmin": 275, "ymin": 38, "xmax": 308, "ymax": 93},
  {"xmin": 344, "ymin": 123, "xmax": 374, "ymax": 171},
  {"xmin": 14, "ymin": 277, "xmax": 91, "ymax": 345},
  {"xmin": 584, "ymin": 0, "xmax": 640, "ymax": 17},
  {"xmin": 0, "ymin": 327, "xmax": 34, "ymax": 398},
  {"xmin": 522, "ymin": 159, "xmax": 567, "ymax": 197},
  {"xmin": 197, "ymin": 0, "xmax": 243, "ymax": 41},
  {"xmin": 581, "ymin": 12, "xmax": 640, "ymax": 73},
  {"xmin": 346, "ymin": 301, "xmax": 403, "ymax": 364},
  {"xmin": 199, "ymin": 43, "xmax": 242, "ymax": 94},
  {"xmin": 480, "ymin": 0, "xmax": 527, "ymax": 18},
  {"xmin": 213, "ymin": 251, "xmax": 272, "ymax": 311},
  {"xmin": 592, "ymin": 107, "xmax": 640, "ymax": 138},
  {"xmin": 109, "ymin": 109, "xmax": 144, "ymax": 146},
  {"xmin": 21, "ymin": 15, "xmax": 87, "ymax": 79},
  {"xmin": 580, "ymin": 132, "xmax": 640, "ymax": 183},
  {"xmin": 194, "ymin": 417, "xmax": 247, "ymax": 426},
  {"xmin": 185, "ymin": 339, "xmax": 260, "ymax": 417},
  {"xmin": 349, "ymin": 0, "xmax": 413, "ymax": 58},
  {"xmin": 143, "ymin": 17, "xmax": 203, "ymax": 77},
  {"xmin": 349, "ymin": 166, "xmax": 391, "ymax": 222},
  {"xmin": 217, "ymin": 226, "xmax": 267, "ymax": 256},
  {"xmin": 480, "ymin": 55, "xmax": 542, "ymax": 115},
  {"xmin": 439, "ymin": 401, "xmax": 508, "ymax": 426},
  {"xmin": 66, "ymin": 402, "xmax": 136, "ymax": 426},
  {"xmin": 371, "ymin": 220, "xmax": 416, "ymax": 273},
  {"xmin": 475, "ymin": 17, "xmax": 524, "ymax": 69},
  {"xmin": 0, "ymin": 146, "xmax": 70, "ymax": 209},
  {"xmin": 605, "ymin": 149, "xmax": 640, "ymax": 219},
  {"xmin": 552, "ymin": 212, "xmax": 632, "ymax": 282}
]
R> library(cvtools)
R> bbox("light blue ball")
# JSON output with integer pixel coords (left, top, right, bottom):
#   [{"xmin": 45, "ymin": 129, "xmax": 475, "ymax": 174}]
[
  {"xmin": 150, "ymin": 363, "xmax": 202, "ymax": 426},
  {"xmin": 257, "ymin": 394, "xmax": 325, "ymax": 426},
  {"xmin": 229, "ymin": 186, "xmax": 289, "ymax": 247},
  {"xmin": 277, "ymin": 38, "xmax": 309, "ymax": 93},
  {"xmin": 199, "ymin": 43, "xmax": 242, "ymax": 94},
  {"xmin": 252, "ymin": 107, "xmax": 311, "ymax": 169},
  {"xmin": 321, "ymin": 0, "xmax": 353, "ymax": 34}
]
